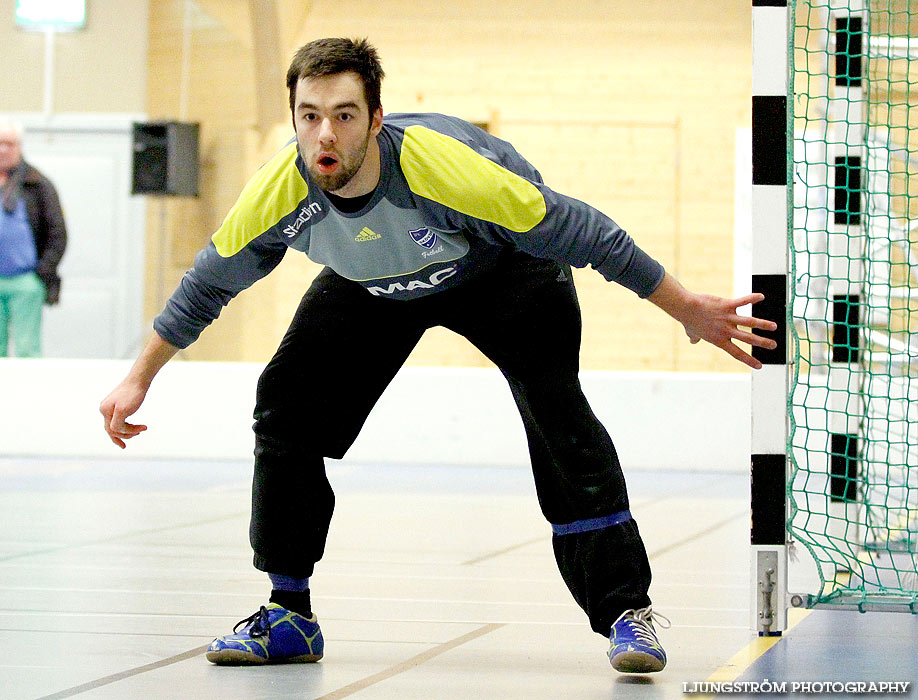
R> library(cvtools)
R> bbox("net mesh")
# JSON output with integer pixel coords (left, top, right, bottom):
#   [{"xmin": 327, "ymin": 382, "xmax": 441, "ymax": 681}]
[{"xmin": 790, "ymin": 0, "xmax": 918, "ymax": 610}]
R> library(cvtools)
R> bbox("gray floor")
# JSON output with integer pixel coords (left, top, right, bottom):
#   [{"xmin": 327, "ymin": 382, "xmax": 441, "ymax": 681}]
[{"xmin": 1, "ymin": 458, "xmax": 759, "ymax": 699}]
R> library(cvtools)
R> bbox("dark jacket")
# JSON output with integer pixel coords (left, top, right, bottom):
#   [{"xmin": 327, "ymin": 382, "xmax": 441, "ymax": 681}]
[{"xmin": 20, "ymin": 161, "xmax": 67, "ymax": 304}]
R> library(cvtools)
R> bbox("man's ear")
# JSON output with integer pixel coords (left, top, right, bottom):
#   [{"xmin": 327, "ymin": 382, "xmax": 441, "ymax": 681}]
[{"xmin": 370, "ymin": 106, "xmax": 384, "ymax": 136}]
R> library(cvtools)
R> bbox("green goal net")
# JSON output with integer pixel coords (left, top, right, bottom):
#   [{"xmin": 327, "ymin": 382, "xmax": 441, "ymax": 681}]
[{"xmin": 790, "ymin": 0, "xmax": 918, "ymax": 611}]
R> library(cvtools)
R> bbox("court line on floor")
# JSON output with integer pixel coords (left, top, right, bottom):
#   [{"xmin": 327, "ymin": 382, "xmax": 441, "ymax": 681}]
[
  {"xmin": 460, "ymin": 475, "xmax": 742, "ymax": 567},
  {"xmin": 0, "ymin": 512, "xmax": 246, "ymax": 563},
  {"xmin": 647, "ymin": 508, "xmax": 748, "ymax": 559},
  {"xmin": 643, "ymin": 505, "xmax": 813, "ymax": 698},
  {"xmin": 642, "ymin": 504, "xmax": 782, "ymax": 695},
  {"xmin": 20, "ymin": 474, "xmax": 744, "ymax": 698},
  {"xmin": 691, "ymin": 608, "xmax": 812, "ymax": 699},
  {"xmin": 32, "ymin": 644, "xmax": 211, "ymax": 700},
  {"xmin": 461, "ymin": 536, "xmax": 545, "ymax": 565},
  {"xmin": 315, "ymin": 622, "xmax": 505, "ymax": 700},
  {"xmin": 25, "ymin": 623, "xmax": 504, "ymax": 700}
]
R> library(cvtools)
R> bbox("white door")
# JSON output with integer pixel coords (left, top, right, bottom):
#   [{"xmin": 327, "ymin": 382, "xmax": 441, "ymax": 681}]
[{"xmin": 20, "ymin": 115, "xmax": 147, "ymax": 358}]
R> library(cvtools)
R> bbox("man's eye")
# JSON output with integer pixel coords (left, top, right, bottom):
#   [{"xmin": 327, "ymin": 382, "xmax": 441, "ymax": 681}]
[
  {"xmin": 303, "ymin": 113, "xmax": 318, "ymax": 121},
  {"xmin": 339, "ymin": 113, "xmax": 353, "ymax": 121}
]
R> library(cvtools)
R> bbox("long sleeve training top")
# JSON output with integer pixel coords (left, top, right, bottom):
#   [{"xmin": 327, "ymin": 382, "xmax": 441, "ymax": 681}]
[{"xmin": 154, "ymin": 112, "xmax": 665, "ymax": 349}]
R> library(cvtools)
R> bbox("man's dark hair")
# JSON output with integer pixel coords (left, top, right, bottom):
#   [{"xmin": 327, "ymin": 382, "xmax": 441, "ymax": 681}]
[{"xmin": 286, "ymin": 37, "xmax": 385, "ymax": 117}]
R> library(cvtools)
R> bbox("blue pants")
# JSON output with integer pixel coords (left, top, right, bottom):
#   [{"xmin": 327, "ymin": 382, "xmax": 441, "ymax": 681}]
[
  {"xmin": 249, "ymin": 251, "xmax": 652, "ymax": 635},
  {"xmin": 0, "ymin": 272, "xmax": 44, "ymax": 357}
]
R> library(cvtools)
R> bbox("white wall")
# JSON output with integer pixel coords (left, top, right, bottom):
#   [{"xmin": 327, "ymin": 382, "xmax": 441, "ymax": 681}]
[
  {"xmin": 0, "ymin": 359, "xmax": 750, "ymax": 471},
  {"xmin": 18, "ymin": 114, "xmax": 148, "ymax": 359}
]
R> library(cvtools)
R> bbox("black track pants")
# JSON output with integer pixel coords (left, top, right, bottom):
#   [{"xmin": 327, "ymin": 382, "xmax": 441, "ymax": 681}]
[{"xmin": 249, "ymin": 253, "xmax": 652, "ymax": 635}]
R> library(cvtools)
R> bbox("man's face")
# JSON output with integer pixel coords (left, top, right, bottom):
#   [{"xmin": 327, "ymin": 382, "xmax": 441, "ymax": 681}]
[
  {"xmin": 0, "ymin": 125, "xmax": 23, "ymax": 174},
  {"xmin": 293, "ymin": 71, "xmax": 382, "ymax": 193}
]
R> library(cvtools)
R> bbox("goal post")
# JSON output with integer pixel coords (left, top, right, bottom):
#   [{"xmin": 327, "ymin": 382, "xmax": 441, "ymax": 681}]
[
  {"xmin": 751, "ymin": 0, "xmax": 793, "ymax": 636},
  {"xmin": 755, "ymin": 0, "xmax": 918, "ymax": 628}
]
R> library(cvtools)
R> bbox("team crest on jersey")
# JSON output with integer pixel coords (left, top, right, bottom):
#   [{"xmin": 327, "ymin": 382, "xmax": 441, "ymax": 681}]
[{"xmin": 408, "ymin": 227, "xmax": 438, "ymax": 249}]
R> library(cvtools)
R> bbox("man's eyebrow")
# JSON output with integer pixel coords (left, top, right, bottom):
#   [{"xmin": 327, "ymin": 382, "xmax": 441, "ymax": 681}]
[{"xmin": 298, "ymin": 101, "xmax": 361, "ymax": 111}]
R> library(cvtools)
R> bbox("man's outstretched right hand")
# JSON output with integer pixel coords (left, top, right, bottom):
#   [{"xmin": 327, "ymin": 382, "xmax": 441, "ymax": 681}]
[
  {"xmin": 98, "ymin": 331, "xmax": 181, "ymax": 448},
  {"xmin": 100, "ymin": 380, "xmax": 149, "ymax": 448}
]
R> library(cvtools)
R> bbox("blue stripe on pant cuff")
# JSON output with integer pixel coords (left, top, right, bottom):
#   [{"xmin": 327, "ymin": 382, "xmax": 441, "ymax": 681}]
[
  {"xmin": 269, "ymin": 573, "xmax": 310, "ymax": 591},
  {"xmin": 551, "ymin": 510, "xmax": 632, "ymax": 536}
]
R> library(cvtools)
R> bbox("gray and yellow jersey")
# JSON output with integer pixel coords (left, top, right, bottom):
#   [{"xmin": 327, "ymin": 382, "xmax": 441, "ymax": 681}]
[{"xmin": 154, "ymin": 113, "xmax": 665, "ymax": 349}]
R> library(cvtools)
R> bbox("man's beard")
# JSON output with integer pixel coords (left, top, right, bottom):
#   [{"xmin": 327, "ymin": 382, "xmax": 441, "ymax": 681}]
[{"xmin": 309, "ymin": 132, "xmax": 371, "ymax": 193}]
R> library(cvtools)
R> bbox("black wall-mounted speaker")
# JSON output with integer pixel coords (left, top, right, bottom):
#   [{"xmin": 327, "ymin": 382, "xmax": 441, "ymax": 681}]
[{"xmin": 131, "ymin": 121, "xmax": 200, "ymax": 196}]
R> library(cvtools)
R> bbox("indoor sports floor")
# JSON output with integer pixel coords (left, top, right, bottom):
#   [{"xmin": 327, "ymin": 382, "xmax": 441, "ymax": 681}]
[{"xmin": 1, "ymin": 458, "xmax": 914, "ymax": 699}]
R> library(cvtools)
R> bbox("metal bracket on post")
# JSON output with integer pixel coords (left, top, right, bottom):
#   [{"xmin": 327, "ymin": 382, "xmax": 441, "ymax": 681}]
[{"xmin": 756, "ymin": 550, "xmax": 780, "ymax": 635}]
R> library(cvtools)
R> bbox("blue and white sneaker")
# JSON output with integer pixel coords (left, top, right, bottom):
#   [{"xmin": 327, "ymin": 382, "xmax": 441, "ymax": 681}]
[
  {"xmin": 206, "ymin": 603, "xmax": 324, "ymax": 665},
  {"xmin": 607, "ymin": 606, "xmax": 669, "ymax": 673}
]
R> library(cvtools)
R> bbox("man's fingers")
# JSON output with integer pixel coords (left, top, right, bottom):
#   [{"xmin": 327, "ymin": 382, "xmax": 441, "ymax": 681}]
[
  {"xmin": 110, "ymin": 424, "xmax": 147, "ymax": 436},
  {"xmin": 102, "ymin": 401, "xmax": 146, "ymax": 447},
  {"xmin": 108, "ymin": 424, "xmax": 147, "ymax": 440},
  {"xmin": 731, "ymin": 292, "xmax": 765, "ymax": 309},
  {"xmin": 110, "ymin": 405, "xmax": 132, "ymax": 430},
  {"xmin": 721, "ymin": 339, "xmax": 763, "ymax": 370},
  {"xmin": 733, "ymin": 329, "xmax": 778, "ymax": 349},
  {"xmin": 100, "ymin": 379, "xmax": 152, "ymax": 449},
  {"xmin": 685, "ymin": 293, "xmax": 776, "ymax": 369},
  {"xmin": 741, "ymin": 316, "xmax": 779, "ymax": 332},
  {"xmin": 109, "ymin": 405, "xmax": 146, "ymax": 431},
  {"xmin": 729, "ymin": 295, "xmax": 779, "ymax": 329},
  {"xmin": 108, "ymin": 435, "xmax": 127, "ymax": 449}
]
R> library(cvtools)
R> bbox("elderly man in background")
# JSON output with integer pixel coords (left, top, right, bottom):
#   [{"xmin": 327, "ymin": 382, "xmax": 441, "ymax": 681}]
[{"xmin": 0, "ymin": 118, "xmax": 67, "ymax": 357}]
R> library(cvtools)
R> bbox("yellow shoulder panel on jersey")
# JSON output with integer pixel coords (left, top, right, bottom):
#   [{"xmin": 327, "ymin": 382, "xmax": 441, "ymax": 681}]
[
  {"xmin": 212, "ymin": 142, "xmax": 308, "ymax": 257},
  {"xmin": 399, "ymin": 125, "xmax": 546, "ymax": 233}
]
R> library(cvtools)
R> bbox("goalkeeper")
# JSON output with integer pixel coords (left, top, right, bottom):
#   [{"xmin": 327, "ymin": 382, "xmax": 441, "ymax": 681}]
[{"xmin": 100, "ymin": 37, "xmax": 777, "ymax": 674}]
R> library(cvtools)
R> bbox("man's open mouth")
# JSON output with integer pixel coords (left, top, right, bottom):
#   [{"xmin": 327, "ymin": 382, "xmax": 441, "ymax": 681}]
[{"xmin": 317, "ymin": 154, "xmax": 339, "ymax": 173}]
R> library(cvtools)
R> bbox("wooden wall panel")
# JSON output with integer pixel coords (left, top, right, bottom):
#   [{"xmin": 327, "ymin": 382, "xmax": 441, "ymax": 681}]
[{"xmin": 0, "ymin": 0, "xmax": 148, "ymax": 113}]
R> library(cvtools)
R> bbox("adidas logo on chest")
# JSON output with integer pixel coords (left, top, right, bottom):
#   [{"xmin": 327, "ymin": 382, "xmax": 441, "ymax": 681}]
[{"xmin": 354, "ymin": 227, "xmax": 382, "ymax": 242}]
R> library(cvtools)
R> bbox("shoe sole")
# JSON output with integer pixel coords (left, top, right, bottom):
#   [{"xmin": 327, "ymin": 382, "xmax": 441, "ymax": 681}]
[
  {"xmin": 205, "ymin": 649, "xmax": 323, "ymax": 665},
  {"xmin": 609, "ymin": 650, "xmax": 665, "ymax": 674}
]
